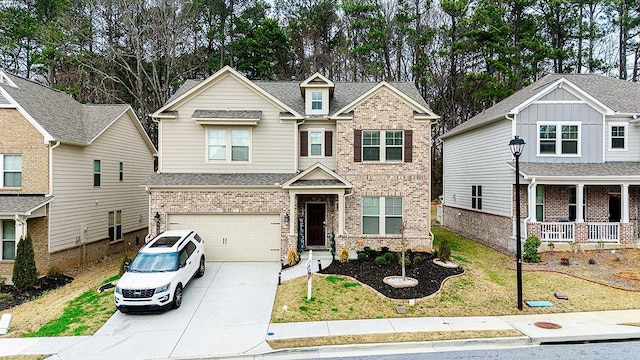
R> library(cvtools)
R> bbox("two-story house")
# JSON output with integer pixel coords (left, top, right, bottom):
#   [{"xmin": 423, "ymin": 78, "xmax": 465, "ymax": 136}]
[
  {"xmin": 145, "ymin": 66, "xmax": 438, "ymax": 261},
  {"xmin": 0, "ymin": 71, "xmax": 156, "ymax": 277},
  {"xmin": 440, "ymin": 74, "xmax": 640, "ymax": 253}
]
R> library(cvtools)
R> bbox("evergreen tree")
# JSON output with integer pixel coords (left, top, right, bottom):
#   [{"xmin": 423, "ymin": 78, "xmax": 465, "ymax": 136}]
[{"xmin": 12, "ymin": 234, "xmax": 38, "ymax": 291}]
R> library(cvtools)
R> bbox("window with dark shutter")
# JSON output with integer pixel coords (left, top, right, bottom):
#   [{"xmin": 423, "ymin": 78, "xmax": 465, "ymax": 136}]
[
  {"xmin": 325, "ymin": 131, "xmax": 333, "ymax": 156},
  {"xmin": 404, "ymin": 130, "xmax": 413, "ymax": 162},
  {"xmin": 300, "ymin": 131, "xmax": 308, "ymax": 157},
  {"xmin": 354, "ymin": 130, "xmax": 362, "ymax": 162}
]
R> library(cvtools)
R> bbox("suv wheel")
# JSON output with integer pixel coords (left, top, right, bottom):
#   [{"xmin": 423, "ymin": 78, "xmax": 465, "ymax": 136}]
[
  {"xmin": 172, "ymin": 284, "xmax": 183, "ymax": 309},
  {"xmin": 196, "ymin": 257, "xmax": 205, "ymax": 278}
]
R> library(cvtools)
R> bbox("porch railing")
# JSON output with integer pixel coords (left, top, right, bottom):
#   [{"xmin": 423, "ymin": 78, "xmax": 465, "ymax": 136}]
[
  {"xmin": 587, "ymin": 223, "xmax": 619, "ymax": 243},
  {"xmin": 540, "ymin": 222, "xmax": 574, "ymax": 242}
]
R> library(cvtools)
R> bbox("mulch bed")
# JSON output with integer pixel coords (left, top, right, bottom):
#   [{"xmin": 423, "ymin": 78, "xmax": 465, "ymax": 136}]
[
  {"xmin": 508, "ymin": 249, "xmax": 640, "ymax": 291},
  {"xmin": 319, "ymin": 252, "xmax": 464, "ymax": 300},
  {"xmin": 0, "ymin": 275, "xmax": 74, "ymax": 311}
]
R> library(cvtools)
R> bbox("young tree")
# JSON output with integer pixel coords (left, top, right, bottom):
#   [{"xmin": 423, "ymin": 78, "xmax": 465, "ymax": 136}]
[{"xmin": 12, "ymin": 234, "xmax": 38, "ymax": 291}]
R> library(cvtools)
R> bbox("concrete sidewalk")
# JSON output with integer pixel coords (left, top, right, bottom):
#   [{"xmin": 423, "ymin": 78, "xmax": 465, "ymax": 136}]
[{"xmin": 1, "ymin": 252, "xmax": 640, "ymax": 359}]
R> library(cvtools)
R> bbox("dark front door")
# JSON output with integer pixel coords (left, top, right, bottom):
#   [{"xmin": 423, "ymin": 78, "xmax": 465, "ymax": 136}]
[
  {"xmin": 307, "ymin": 203, "xmax": 326, "ymax": 246},
  {"xmin": 609, "ymin": 194, "xmax": 621, "ymax": 222}
]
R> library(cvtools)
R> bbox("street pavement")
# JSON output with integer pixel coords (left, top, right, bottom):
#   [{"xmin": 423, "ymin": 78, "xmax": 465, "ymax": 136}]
[{"xmin": 1, "ymin": 252, "xmax": 640, "ymax": 359}]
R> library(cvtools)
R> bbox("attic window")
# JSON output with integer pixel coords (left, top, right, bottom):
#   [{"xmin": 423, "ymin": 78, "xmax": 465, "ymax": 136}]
[{"xmin": 311, "ymin": 92, "xmax": 323, "ymax": 110}]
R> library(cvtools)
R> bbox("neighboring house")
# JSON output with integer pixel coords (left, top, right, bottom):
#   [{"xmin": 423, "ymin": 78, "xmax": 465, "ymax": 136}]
[
  {"xmin": 145, "ymin": 66, "xmax": 438, "ymax": 262},
  {"xmin": 0, "ymin": 71, "xmax": 156, "ymax": 277},
  {"xmin": 440, "ymin": 74, "xmax": 640, "ymax": 253}
]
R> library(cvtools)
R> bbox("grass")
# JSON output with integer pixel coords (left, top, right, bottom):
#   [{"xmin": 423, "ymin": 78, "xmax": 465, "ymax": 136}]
[
  {"xmin": 272, "ymin": 226, "xmax": 640, "ymax": 324},
  {"xmin": 267, "ymin": 329, "xmax": 523, "ymax": 349},
  {"xmin": 24, "ymin": 275, "xmax": 119, "ymax": 337}
]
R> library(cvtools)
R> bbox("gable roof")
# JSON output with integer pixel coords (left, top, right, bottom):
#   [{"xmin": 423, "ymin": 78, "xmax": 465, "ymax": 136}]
[
  {"xmin": 282, "ymin": 162, "xmax": 353, "ymax": 189},
  {"xmin": 0, "ymin": 71, "xmax": 155, "ymax": 152},
  {"xmin": 441, "ymin": 74, "xmax": 640, "ymax": 139},
  {"xmin": 513, "ymin": 162, "xmax": 640, "ymax": 181},
  {"xmin": 0, "ymin": 195, "xmax": 53, "ymax": 216},
  {"xmin": 158, "ymin": 69, "xmax": 433, "ymax": 119}
]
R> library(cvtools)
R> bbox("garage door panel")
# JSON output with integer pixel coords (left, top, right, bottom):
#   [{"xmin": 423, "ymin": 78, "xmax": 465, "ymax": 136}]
[{"xmin": 168, "ymin": 214, "xmax": 281, "ymax": 261}]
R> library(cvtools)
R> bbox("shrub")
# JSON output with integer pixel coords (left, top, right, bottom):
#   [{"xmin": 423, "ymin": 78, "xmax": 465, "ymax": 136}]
[
  {"xmin": 363, "ymin": 246, "xmax": 377, "ymax": 259},
  {"xmin": 523, "ymin": 235, "xmax": 541, "ymax": 263},
  {"xmin": 381, "ymin": 246, "xmax": 390, "ymax": 254},
  {"xmin": 119, "ymin": 254, "xmax": 133, "ymax": 276},
  {"xmin": 47, "ymin": 267, "xmax": 64, "ymax": 277},
  {"xmin": 287, "ymin": 248, "xmax": 300, "ymax": 266},
  {"xmin": 339, "ymin": 246, "xmax": 350, "ymax": 263},
  {"xmin": 12, "ymin": 234, "xmax": 38, "ymax": 291},
  {"xmin": 357, "ymin": 252, "xmax": 367, "ymax": 262},
  {"xmin": 413, "ymin": 255, "xmax": 423, "ymax": 264},
  {"xmin": 560, "ymin": 258, "xmax": 570, "ymax": 266},
  {"xmin": 374, "ymin": 256, "xmax": 386, "ymax": 265},
  {"xmin": 588, "ymin": 258, "xmax": 596, "ymax": 265},
  {"xmin": 438, "ymin": 239, "xmax": 452, "ymax": 262},
  {"xmin": 383, "ymin": 252, "xmax": 394, "ymax": 262},
  {"xmin": 330, "ymin": 232, "xmax": 336, "ymax": 259},
  {"xmin": 399, "ymin": 257, "xmax": 411, "ymax": 267},
  {"xmin": 547, "ymin": 242, "xmax": 555, "ymax": 252}
]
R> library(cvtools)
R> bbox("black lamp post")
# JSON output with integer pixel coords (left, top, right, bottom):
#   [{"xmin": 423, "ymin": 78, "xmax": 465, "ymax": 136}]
[
  {"xmin": 509, "ymin": 135, "xmax": 525, "ymax": 311},
  {"xmin": 154, "ymin": 212, "xmax": 161, "ymax": 235}
]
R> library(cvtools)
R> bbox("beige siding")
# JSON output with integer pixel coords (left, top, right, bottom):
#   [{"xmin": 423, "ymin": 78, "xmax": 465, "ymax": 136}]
[
  {"xmin": 298, "ymin": 122, "xmax": 337, "ymax": 171},
  {"xmin": 49, "ymin": 112, "xmax": 154, "ymax": 252},
  {"xmin": 160, "ymin": 74, "xmax": 296, "ymax": 173}
]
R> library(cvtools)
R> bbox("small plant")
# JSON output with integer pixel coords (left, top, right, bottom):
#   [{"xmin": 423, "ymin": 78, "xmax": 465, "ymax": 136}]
[
  {"xmin": 383, "ymin": 252, "xmax": 395, "ymax": 262},
  {"xmin": 363, "ymin": 246, "xmax": 377, "ymax": 259},
  {"xmin": 547, "ymin": 241, "xmax": 555, "ymax": 252},
  {"xmin": 399, "ymin": 257, "xmax": 411, "ymax": 267},
  {"xmin": 12, "ymin": 234, "xmax": 38, "ymax": 291},
  {"xmin": 47, "ymin": 267, "xmax": 64, "ymax": 277},
  {"xmin": 339, "ymin": 246, "xmax": 350, "ymax": 263},
  {"xmin": 381, "ymin": 246, "xmax": 390, "ymax": 254},
  {"xmin": 596, "ymin": 240, "xmax": 605, "ymax": 252},
  {"xmin": 374, "ymin": 256, "xmax": 386, "ymax": 265},
  {"xmin": 560, "ymin": 257, "xmax": 570, "ymax": 266},
  {"xmin": 119, "ymin": 254, "xmax": 133, "ymax": 276},
  {"xmin": 287, "ymin": 248, "xmax": 300, "ymax": 266},
  {"xmin": 357, "ymin": 252, "xmax": 367, "ymax": 262},
  {"xmin": 523, "ymin": 235, "xmax": 541, "ymax": 263},
  {"xmin": 413, "ymin": 255, "xmax": 423, "ymax": 264},
  {"xmin": 588, "ymin": 258, "xmax": 596, "ymax": 265},
  {"xmin": 438, "ymin": 238, "xmax": 452, "ymax": 262},
  {"xmin": 569, "ymin": 241, "xmax": 581, "ymax": 253}
]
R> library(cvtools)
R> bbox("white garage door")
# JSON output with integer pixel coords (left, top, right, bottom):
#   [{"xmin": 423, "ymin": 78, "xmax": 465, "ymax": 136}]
[{"xmin": 167, "ymin": 214, "xmax": 281, "ymax": 261}]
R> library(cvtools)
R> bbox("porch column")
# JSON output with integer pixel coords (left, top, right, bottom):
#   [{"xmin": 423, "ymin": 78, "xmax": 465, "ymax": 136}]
[
  {"xmin": 576, "ymin": 184, "xmax": 584, "ymax": 222},
  {"xmin": 289, "ymin": 192, "xmax": 296, "ymax": 235},
  {"xmin": 622, "ymin": 184, "xmax": 629, "ymax": 223},
  {"xmin": 338, "ymin": 192, "xmax": 345, "ymax": 235},
  {"xmin": 528, "ymin": 183, "xmax": 537, "ymax": 221}
]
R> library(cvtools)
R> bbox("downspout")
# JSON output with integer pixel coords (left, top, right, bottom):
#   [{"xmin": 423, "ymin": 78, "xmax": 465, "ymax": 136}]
[
  {"xmin": 342, "ymin": 188, "xmax": 354, "ymax": 240},
  {"xmin": 523, "ymin": 177, "xmax": 536, "ymax": 239},
  {"xmin": 14, "ymin": 215, "xmax": 27, "ymax": 240},
  {"xmin": 294, "ymin": 119, "xmax": 305, "ymax": 172},
  {"xmin": 46, "ymin": 141, "xmax": 61, "ymax": 197},
  {"xmin": 144, "ymin": 186, "xmax": 154, "ymax": 242}
]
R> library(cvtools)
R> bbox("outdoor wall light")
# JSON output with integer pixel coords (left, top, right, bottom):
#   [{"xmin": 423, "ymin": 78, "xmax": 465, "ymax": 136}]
[
  {"xmin": 284, "ymin": 212, "xmax": 290, "ymax": 222},
  {"xmin": 154, "ymin": 212, "xmax": 161, "ymax": 224}
]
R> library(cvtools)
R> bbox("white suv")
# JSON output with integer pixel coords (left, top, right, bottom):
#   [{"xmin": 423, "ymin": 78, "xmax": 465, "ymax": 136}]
[{"xmin": 114, "ymin": 230, "xmax": 205, "ymax": 312}]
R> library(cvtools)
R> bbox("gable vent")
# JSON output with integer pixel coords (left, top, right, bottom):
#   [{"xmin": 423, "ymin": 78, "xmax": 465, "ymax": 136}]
[
  {"xmin": 0, "ymin": 72, "xmax": 18, "ymax": 88},
  {"xmin": 0, "ymin": 92, "xmax": 9, "ymax": 105}
]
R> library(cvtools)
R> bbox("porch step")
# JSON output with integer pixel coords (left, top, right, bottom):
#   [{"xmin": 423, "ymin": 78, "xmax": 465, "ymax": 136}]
[{"xmin": 300, "ymin": 250, "xmax": 333, "ymax": 260}]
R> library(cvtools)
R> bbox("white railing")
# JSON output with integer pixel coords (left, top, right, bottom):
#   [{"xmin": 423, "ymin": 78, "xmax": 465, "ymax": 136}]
[
  {"xmin": 540, "ymin": 222, "xmax": 574, "ymax": 242},
  {"xmin": 588, "ymin": 223, "xmax": 620, "ymax": 243}
]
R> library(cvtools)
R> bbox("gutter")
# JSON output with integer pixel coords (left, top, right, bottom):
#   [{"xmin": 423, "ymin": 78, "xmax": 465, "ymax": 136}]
[
  {"xmin": 294, "ymin": 119, "xmax": 305, "ymax": 172},
  {"xmin": 46, "ymin": 141, "xmax": 61, "ymax": 197}
]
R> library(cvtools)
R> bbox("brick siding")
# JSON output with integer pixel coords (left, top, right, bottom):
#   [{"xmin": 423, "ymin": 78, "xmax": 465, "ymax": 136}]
[{"xmin": 442, "ymin": 205, "xmax": 512, "ymax": 253}]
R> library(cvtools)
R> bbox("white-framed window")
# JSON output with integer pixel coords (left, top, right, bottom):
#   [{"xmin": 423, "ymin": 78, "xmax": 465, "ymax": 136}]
[
  {"xmin": 362, "ymin": 130, "xmax": 403, "ymax": 162},
  {"xmin": 1, "ymin": 219, "xmax": 16, "ymax": 260},
  {"xmin": 0, "ymin": 154, "xmax": 22, "ymax": 188},
  {"xmin": 472, "ymin": 185, "xmax": 482, "ymax": 210},
  {"xmin": 207, "ymin": 128, "xmax": 251, "ymax": 162},
  {"xmin": 536, "ymin": 186, "xmax": 544, "ymax": 221},
  {"xmin": 538, "ymin": 122, "xmax": 580, "ymax": 156},
  {"xmin": 309, "ymin": 129, "xmax": 324, "ymax": 156},
  {"xmin": 108, "ymin": 210, "xmax": 122, "ymax": 242},
  {"xmin": 362, "ymin": 196, "xmax": 403, "ymax": 235},
  {"xmin": 568, "ymin": 187, "xmax": 587, "ymax": 221},
  {"xmin": 93, "ymin": 160, "xmax": 101, "ymax": 187},
  {"xmin": 311, "ymin": 91, "xmax": 323, "ymax": 110},
  {"xmin": 610, "ymin": 123, "xmax": 627, "ymax": 150}
]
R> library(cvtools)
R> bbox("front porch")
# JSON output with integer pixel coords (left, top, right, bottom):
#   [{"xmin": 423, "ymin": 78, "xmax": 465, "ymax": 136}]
[{"xmin": 518, "ymin": 184, "xmax": 640, "ymax": 247}]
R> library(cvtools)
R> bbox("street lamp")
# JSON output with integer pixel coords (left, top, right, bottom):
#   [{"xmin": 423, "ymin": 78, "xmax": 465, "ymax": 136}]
[{"xmin": 509, "ymin": 135, "xmax": 525, "ymax": 311}]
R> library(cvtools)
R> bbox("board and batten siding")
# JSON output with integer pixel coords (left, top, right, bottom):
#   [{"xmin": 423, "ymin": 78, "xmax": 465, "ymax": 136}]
[
  {"xmin": 298, "ymin": 122, "xmax": 336, "ymax": 171},
  {"xmin": 49, "ymin": 112, "xmax": 154, "ymax": 252},
  {"xmin": 160, "ymin": 74, "xmax": 295, "ymax": 173},
  {"xmin": 443, "ymin": 119, "xmax": 514, "ymax": 217},
  {"xmin": 515, "ymin": 95, "xmax": 604, "ymax": 163},
  {"xmin": 604, "ymin": 119, "xmax": 640, "ymax": 162}
]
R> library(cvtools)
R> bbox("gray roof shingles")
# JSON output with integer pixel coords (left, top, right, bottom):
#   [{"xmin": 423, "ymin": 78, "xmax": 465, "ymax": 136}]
[
  {"xmin": 143, "ymin": 173, "xmax": 296, "ymax": 187},
  {"xmin": 443, "ymin": 74, "xmax": 640, "ymax": 139},
  {"xmin": 0, "ymin": 73, "xmax": 132, "ymax": 144},
  {"xmin": 518, "ymin": 162, "xmax": 640, "ymax": 178},
  {"xmin": 0, "ymin": 195, "xmax": 52, "ymax": 215}
]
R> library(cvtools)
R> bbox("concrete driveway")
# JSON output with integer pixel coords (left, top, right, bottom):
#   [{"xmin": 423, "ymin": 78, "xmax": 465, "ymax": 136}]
[{"xmin": 52, "ymin": 262, "xmax": 281, "ymax": 360}]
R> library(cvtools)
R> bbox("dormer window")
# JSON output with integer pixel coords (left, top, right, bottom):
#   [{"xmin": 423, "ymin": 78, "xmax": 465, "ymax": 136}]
[{"xmin": 311, "ymin": 92, "xmax": 323, "ymax": 110}]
